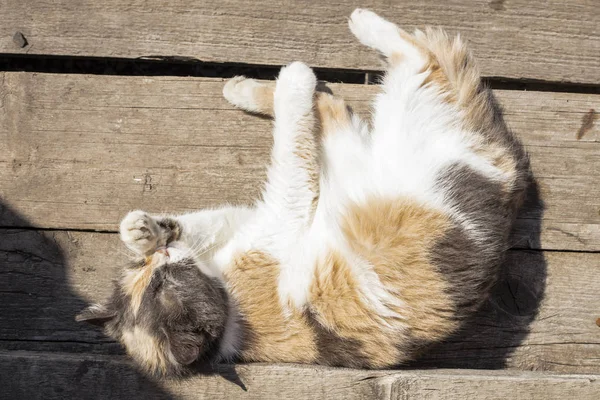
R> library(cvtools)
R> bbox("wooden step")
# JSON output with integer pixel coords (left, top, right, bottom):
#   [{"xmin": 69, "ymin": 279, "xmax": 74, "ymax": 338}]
[
  {"xmin": 1, "ymin": 228, "xmax": 599, "ymax": 374},
  {"xmin": 1, "ymin": 350, "xmax": 598, "ymax": 400},
  {"xmin": 1, "ymin": 1, "xmax": 599, "ymax": 84},
  {"xmin": 1, "ymin": 72, "xmax": 598, "ymax": 251}
]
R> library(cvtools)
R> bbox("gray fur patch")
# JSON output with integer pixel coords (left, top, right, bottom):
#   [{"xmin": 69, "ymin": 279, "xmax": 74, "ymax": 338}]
[
  {"xmin": 432, "ymin": 163, "xmax": 513, "ymax": 319},
  {"xmin": 473, "ymin": 89, "xmax": 530, "ymax": 213},
  {"xmin": 156, "ymin": 217, "xmax": 181, "ymax": 244},
  {"xmin": 304, "ymin": 311, "xmax": 371, "ymax": 368}
]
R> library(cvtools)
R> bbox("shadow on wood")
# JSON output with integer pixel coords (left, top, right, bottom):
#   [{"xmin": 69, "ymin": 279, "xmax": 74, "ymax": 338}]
[
  {"xmin": 414, "ymin": 174, "xmax": 547, "ymax": 369},
  {"xmin": 0, "ymin": 200, "xmax": 177, "ymax": 399}
]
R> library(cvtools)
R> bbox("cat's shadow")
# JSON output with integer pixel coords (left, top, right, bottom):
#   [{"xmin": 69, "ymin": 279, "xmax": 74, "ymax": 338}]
[
  {"xmin": 0, "ymin": 200, "xmax": 178, "ymax": 399},
  {"xmin": 412, "ymin": 178, "xmax": 547, "ymax": 370}
]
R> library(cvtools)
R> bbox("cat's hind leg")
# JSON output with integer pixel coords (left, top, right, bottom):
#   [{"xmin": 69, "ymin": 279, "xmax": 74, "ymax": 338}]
[
  {"xmin": 347, "ymin": 9, "xmax": 464, "ymax": 199},
  {"xmin": 224, "ymin": 76, "xmax": 364, "ymax": 141},
  {"xmin": 348, "ymin": 9, "xmax": 436, "ymax": 136}
]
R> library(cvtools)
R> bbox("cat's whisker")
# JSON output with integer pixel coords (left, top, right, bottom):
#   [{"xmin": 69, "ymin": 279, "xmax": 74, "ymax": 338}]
[
  {"xmin": 187, "ymin": 237, "xmax": 208, "ymax": 255},
  {"xmin": 188, "ymin": 240, "xmax": 224, "ymax": 259},
  {"xmin": 187, "ymin": 233, "xmax": 225, "ymax": 255},
  {"xmin": 196, "ymin": 239, "xmax": 227, "ymax": 257},
  {"xmin": 116, "ymin": 247, "xmax": 138, "ymax": 260}
]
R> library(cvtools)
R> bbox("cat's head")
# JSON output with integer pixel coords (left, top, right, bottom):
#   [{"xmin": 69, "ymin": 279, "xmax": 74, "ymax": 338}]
[{"xmin": 76, "ymin": 243, "xmax": 228, "ymax": 376}]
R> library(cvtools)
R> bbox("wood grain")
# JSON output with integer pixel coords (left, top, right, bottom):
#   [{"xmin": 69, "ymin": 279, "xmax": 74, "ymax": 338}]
[
  {"xmin": 0, "ymin": 1, "xmax": 599, "ymax": 84},
  {"xmin": 1, "ymin": 351, "xmax": 599, "ymax": 400},
  {"xmin": 0, "ymin": 228, "xmax": 598, "ymax": 374},
  {"xmin": 1, "ymin": 72, "xmax": 598, "ymax": 251}
]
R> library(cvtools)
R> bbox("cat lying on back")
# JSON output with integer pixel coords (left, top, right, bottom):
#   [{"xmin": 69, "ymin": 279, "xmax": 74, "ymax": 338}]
[{"xmin": 77, "ymin": 9, "xmax": 528, "ymax": 375}]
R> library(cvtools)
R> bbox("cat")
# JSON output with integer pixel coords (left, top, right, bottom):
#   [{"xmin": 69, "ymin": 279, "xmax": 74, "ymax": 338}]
[{"xmin": 77, "ymin": 9, "xmax": 528, "ymax": 376}]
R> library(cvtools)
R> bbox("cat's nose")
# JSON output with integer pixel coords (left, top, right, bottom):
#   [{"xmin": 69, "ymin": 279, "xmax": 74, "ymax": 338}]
[{"xmin": 156, "ymin": 247, "xmax": 169, "ymax": 256}]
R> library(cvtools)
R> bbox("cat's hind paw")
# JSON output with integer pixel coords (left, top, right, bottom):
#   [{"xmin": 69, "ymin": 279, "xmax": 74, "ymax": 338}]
[
  {"xmin": 120, "ymin": 210, "xmax": 160, "ymax": 256},
  {"xmin": 349, "ymin": 8, "xmax": 425, "ymax": 67},
  {"xmin": 349, "ymin": 9, "xmax": 403, "ymax": 57},
  {"xmin": 223, "ymin": 76, "xmax": 274, "ymax": 115}
]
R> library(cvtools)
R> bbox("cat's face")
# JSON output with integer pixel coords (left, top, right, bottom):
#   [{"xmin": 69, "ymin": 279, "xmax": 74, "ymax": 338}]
[{"xmin": 76, "ymin": 242, "xmax": 228, "ymax": 375}]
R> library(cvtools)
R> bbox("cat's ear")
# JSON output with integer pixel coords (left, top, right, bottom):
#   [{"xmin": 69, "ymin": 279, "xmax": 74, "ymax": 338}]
[
  {"xmin": 167, "ymin": 331, "xmax": 203, "ymax": 366},
  {"xmin": 75, "ymin": 303, "xmax": 116, "ymax": 327}
]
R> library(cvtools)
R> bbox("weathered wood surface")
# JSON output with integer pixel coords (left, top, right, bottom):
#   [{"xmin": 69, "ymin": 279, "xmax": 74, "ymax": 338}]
[
  {"xmin": 1, "ymin": 226, "xmax": 598, "ymax": 374},
  {"xmin": 1, "ymin": 72, "xmax": 599, "ymax": 251},
  {"xmin": 1, "ymin": 351, "xmax": 599, "ymax": 400},
  {"xmin": 1, "ymin": 1, "xmax": 599, "ymax": 84}
]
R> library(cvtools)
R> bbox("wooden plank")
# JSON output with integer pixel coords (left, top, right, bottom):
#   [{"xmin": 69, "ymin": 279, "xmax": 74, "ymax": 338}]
[
  {"xmin": 1, "ymin": 73, "xmax": 599, "ymax": 251},
  {"xmin": 1, "ymin": 351, "xmax": 599, "ymax": 400},
  {"xmin": 1, "ymin": 228, "xmax": 599, "ymax": 373},
  {"xmin": 0, "ymin": 1, "xmax": 599, "ymax": 84},
  {"xmin": 381, "ymin": 370, "xmax": 600, "ymax": 400}
]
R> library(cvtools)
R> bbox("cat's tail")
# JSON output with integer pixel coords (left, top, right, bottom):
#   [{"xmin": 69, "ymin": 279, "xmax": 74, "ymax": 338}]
[
  {"xmin": 415, "ymin": 28, "xmax": 531, "ymax": 213},
  {"xmin": 413, "ymin": 28, "xmax": 482, "ymax": 113}
]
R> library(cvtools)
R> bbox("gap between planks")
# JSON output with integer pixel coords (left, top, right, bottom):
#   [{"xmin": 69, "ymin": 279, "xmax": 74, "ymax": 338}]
[
  {"xmin": 1, "ymin": 55, "xmax": 599, "ymax": 95},
  {"xmin": 1, "ymin": 0, "xmax": 599, "ymax": 84}
]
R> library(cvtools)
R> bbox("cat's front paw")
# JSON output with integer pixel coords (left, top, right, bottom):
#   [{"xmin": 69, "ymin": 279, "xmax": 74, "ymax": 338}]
[
  {"xmin": 119, "ymin": 210, "xmax": 161, "ymax": 256},
  {"xmin": 277, "ymin": 62, "xmax": 317, "ymax": 95},
  {"xmin": 274, "ymin": 62, "xmax": 316, "ymax": 114}
]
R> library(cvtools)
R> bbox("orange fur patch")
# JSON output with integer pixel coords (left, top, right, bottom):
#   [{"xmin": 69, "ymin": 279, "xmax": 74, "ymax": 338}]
[
  {"xmin": 121, "ymin": 326, "xmax": 169, "ymax": 374},
  {"xmin": 225, "ymin": 250, "xmax": 317, "ymax": 363},
  {"xmin": 316, "ymin": 92, "xmax": 352, "ymax": 138},
  {"xmin": 310, "ymin": 250, "xmax": 401, "ymax": 367},
  {"xmin": 422, "ymin": 62, "xmax": 455, "ymax": 102},
  {"xmin": 305, "ymin": 198, "xmax": 460, "ymax": 368},
  {"xmin": 293, "ymin": 130, "xmax": 320, "ymax": 218},
  {"xmin": 224, "ymin": 200, "xmax": 463, "ymax": 368},
  {"xmin": 121, "ymin": 261, "xmax": 155, "ymax": 316},
  {"xmin": 388, "ymin": 28, "xmax": 428, "ymax": 67},
  {"xmin": 252, "ymin": 82, "xmax": 275, "ymax": 115},
  {"xmin": 414, "ymin": 28, "xmax": 479, "ymax": 108},
  {"xmin": 341, "ymin": 198, "xmax": 458, "ymax": 344}
]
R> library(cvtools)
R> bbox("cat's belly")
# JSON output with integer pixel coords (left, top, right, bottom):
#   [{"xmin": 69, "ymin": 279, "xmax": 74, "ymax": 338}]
[{"xmin": 230, "ymin": 193, "xmax": 481, "ymax": 368}]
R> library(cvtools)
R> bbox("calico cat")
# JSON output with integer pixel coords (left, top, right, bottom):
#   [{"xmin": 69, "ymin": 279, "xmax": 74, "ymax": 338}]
[{"xmin": 77, "ymin": 9, "xmax": 528, "ymax": 375}]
